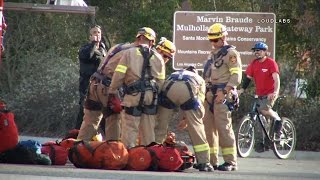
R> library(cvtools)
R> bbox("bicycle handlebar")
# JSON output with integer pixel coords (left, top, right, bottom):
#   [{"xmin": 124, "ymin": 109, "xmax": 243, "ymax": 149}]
[{"xmin": 243, "ymin": 93, "xmax": 286, "ymax": 100}]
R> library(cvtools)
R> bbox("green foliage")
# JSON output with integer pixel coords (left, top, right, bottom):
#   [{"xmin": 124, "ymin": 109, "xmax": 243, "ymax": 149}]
[
  {"xmin": 279, "ymin": 97, "xmax": 320, "ymax": 151},
  {"xmin": 2, "ymin": 49, "xmax": 79, "ymax": 136}
]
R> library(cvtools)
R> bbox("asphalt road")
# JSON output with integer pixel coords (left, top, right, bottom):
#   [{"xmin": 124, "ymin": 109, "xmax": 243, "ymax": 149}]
[{"xmin": 0, "ymin": 136, "xmax": 319, "ymax": 180}]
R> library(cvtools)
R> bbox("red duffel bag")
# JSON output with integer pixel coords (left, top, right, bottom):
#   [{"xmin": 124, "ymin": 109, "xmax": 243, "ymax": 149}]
[
  {"xmin": 126, "ymin": 146, "xmax": 152, "ymax": 171},
  {"xmin": 0, "ymin": 105, "xmax": 19, "ymax": 154},
  {"xmin": 147, "ymin": 143, "xmax": 183, "ymax": 172},
  {"xmin": 175, "ymin": 141, "xmax": 195, "ymax": 171},
  {"xmin": 68, "ymin": 140, "xmax": 129, "ymax": 170},
  {"xmin": 41, "ymin": 141, "xmax": 68, "ymax": 165}
]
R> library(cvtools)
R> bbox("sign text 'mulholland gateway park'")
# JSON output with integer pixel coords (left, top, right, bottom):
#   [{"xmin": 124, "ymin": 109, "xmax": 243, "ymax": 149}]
[{"xmin": 173, "ymin": 12, "xmax": 277, "ymax": 70}]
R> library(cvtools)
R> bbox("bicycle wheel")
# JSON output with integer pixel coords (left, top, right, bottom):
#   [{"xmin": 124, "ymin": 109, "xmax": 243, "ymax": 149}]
[
  {"xmin": 272, "ymin": 117, "xmax": 296, "ymax": 159},
  {"xmin": 236, "ymin": 115, "xmax": 255, "ymax": 158}
]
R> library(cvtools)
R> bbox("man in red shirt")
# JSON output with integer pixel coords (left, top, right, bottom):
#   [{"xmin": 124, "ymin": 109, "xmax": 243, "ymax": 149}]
[{"xmin": 238, "ymin": 42, "xmax": 282, "ymax": 152}]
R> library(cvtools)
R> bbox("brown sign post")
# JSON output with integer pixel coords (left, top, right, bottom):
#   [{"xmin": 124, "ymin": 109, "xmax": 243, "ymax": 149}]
[{"xmin": 173, "ymin": 11, "xmax": 276, "ymax": 70}]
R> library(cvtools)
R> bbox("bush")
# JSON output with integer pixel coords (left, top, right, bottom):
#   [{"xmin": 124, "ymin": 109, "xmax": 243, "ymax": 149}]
[
  {"xmin": 282, "ymin": 98, "xmax": 320, "ymax": 151},
  {"xmin": 1, "ymin": 49, "xmax": 79, "ymax": 137}
]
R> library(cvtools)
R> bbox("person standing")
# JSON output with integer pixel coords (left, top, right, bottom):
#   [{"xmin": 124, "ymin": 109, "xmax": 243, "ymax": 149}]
[
  {"xmin": 155, "ymin": 66, "xmax": 214, "ymax": 172},
  {"xmin": 76, "ymin": 40, "xmax": 135, "ymax": 141},
  {"xmin": 202, "ymin": 23, "xmax": 242, "ymax": 171},
  {"xmin": 108, "ymin": 27, "xmax": 166, "ymax": 148},
  {"xmin": 75, "ymin": 25, "xmax": 107, "ymax": 130},
  {"xmin": 238, "ymin": 42, "xmax": 282, "ymax": 152}
]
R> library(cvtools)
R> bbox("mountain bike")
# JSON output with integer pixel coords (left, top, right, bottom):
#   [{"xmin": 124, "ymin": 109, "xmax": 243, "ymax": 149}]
[{"xmin": 236, "ymin": 95, "xmax": 296, "ymax": 159}]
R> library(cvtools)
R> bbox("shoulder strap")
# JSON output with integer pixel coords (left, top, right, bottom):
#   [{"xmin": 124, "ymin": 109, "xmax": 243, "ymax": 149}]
[
  {"xmin": 211, "ymin": 45, "xmax": 234, "ymax": 68},
  {"xmin": 138, "ymin": 46, "xmax": 154, "ymax": 108},
  {"xmin": 98, "ymin": 43, "xmax": 131, "ymax": 73},
  {"xmin": 139, "ymin": 46, "xmax": 154, "ymax": 80},
  {"xmin": 216, "ymin": 45, "xmax": 233, "ymax": 58}
]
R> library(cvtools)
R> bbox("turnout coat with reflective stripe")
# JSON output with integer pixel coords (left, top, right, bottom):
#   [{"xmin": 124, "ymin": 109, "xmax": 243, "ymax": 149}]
[
  {"xmin": 109, "ymin": 45, "xmax": 165, "ymax": 107},
  {"xmin": 209, "ymin": 47, "xmax": 242, "ymax": 87}
]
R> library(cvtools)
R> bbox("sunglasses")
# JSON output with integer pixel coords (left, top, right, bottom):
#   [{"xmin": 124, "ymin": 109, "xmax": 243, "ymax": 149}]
[
  {"xmin": 209, "ymin": 38, "xmax": 220, "ymax": 43},
  {"xmin": 254, "ymin": 49, "xmax": 264, "ymax": 52}
]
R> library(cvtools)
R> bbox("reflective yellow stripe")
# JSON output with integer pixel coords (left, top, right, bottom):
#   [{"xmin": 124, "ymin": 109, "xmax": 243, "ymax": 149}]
[
  {"xmin": 193, "ymin": 143, "xmax": 209, "ymax": 152},
  {"xmin": 209, "ymin": 147, "xmax": 218, "ymax": 155},
  {"xmin": 221, "ymin": 147, "xmax": 236, "ymax": 155},
  {"xmin": 115, "ymin": 64, "xmax": 127, "ymax": 73},
  {"xmin": 229, "ymin": 67, "xmax": 241, "ymax": 75},
  {"xmin": 198, "ymin": 92, "xmax": 205, "ymax": 103},
  {"xmin": 158, "ymin": 73, "xmax": 165, "ymax": 80},
  {"xmin": 136, "ymin": 48, "xmax": 142, "ymax": 56}
]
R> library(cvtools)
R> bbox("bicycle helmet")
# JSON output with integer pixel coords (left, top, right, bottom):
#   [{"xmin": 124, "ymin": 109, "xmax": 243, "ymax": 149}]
[{"xmin": 252, "ymin": 42, "xmax": 268, "ymax": 50}]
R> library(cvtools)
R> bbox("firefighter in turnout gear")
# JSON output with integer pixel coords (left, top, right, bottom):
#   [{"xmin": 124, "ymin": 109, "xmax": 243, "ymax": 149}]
[
  {"xmin": 75, "ymin": 25, "xmax": 107, "ymax": 130},
  {"xmin": 202, "ymin": 23, "xmax": 242, "ymax": 171},
  {"xmin": 109, "ymin": 27, "xmax": 166, "ymax": 148},
  {"xmin": 77, "ymin": 38, "xmax": 135, "ymax": 141},
  {"xmin": 155, "ymin": 66, "xmax": 214, "ymax": 172}
]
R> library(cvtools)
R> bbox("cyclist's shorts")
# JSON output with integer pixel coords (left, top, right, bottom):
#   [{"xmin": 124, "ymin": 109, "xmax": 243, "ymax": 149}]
[{"xmin": 257, "ymin": 96, "xmax": 276, "ymax": 111}]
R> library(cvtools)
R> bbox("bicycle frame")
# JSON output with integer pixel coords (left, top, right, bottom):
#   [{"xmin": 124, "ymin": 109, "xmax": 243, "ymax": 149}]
[
  {"xmin": 248, "ymin": 96, "xmax": 274, "ymax": 143},
  {"xmin": 248, "ymin": 95, "xmax": 286, "ymax": 142}
]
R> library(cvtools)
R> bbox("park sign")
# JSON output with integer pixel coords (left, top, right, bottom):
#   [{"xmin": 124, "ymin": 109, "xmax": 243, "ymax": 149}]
[{"xmin": 173, "ymin": 11, "xmax": 276, "ymax": 70}]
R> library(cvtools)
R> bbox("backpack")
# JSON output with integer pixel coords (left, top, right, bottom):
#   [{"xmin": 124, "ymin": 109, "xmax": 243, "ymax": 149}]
[
  {"xmin": 68, "ymin": 140, "xmax": 128, "ymax": 170},
  {"xmin": 0, "ymin": 110, "xmax": 19, "ymax": 153},
  {"xmin": 41, "ymin": 141, "xmax": 68, "ymax": 165},
  {"xmin": 19, "ymin": 140, "xmax": 42, "ymax": 155},
  {"xmin": 126, "ymin": 146, "xmax": 152, "ymax": 171},
  {"xmin": 147, "ymin": 143, "xmax": 183, "ymax": 172},
  {"xmin": 0, "ymin": 143, "xmax": 51, "ymax": 165}
]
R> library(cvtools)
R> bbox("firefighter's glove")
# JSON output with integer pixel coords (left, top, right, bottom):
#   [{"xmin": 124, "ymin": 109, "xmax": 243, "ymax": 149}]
[
  {"xmin": 107, "ymin": 94, "xmax": 122, "ymax": 113},
  {"xmin": 231, "ymin": 90, "xmax": 240, "ymax": 109}
]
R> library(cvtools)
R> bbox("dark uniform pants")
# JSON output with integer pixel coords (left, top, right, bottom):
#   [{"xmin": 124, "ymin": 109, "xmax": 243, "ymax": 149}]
[{"xmin": 75, "ymin": 74, "xmax": 91, "ymax": 129}]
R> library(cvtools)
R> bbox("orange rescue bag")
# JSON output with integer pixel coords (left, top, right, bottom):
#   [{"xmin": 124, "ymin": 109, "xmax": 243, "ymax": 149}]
[
  {"xmin": 126, "ymin": 146, "xmax": 152, "ymax": 171},
  {"xmin": 68, "ymin": 140, "xmax": 128, "ymax": 170}
]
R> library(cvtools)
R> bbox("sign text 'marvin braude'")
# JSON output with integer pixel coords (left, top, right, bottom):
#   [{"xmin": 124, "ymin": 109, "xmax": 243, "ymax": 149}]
[{"xmin": 173, "ymin": 11, "xmax": 276, "ymax": 70}]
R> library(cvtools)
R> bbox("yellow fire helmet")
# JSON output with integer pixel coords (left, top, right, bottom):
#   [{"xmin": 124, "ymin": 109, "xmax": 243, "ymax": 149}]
[
  {"xmin": 156, "ymin": 37, "xmax": 176, "ymax": 58},
  {"xmin": 136, "ymin": 27, "xmax": 156, "ymax": 41},
  {"xmin": 207, "ymin": 23, "xmax": 228, "ymax": 40}
]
